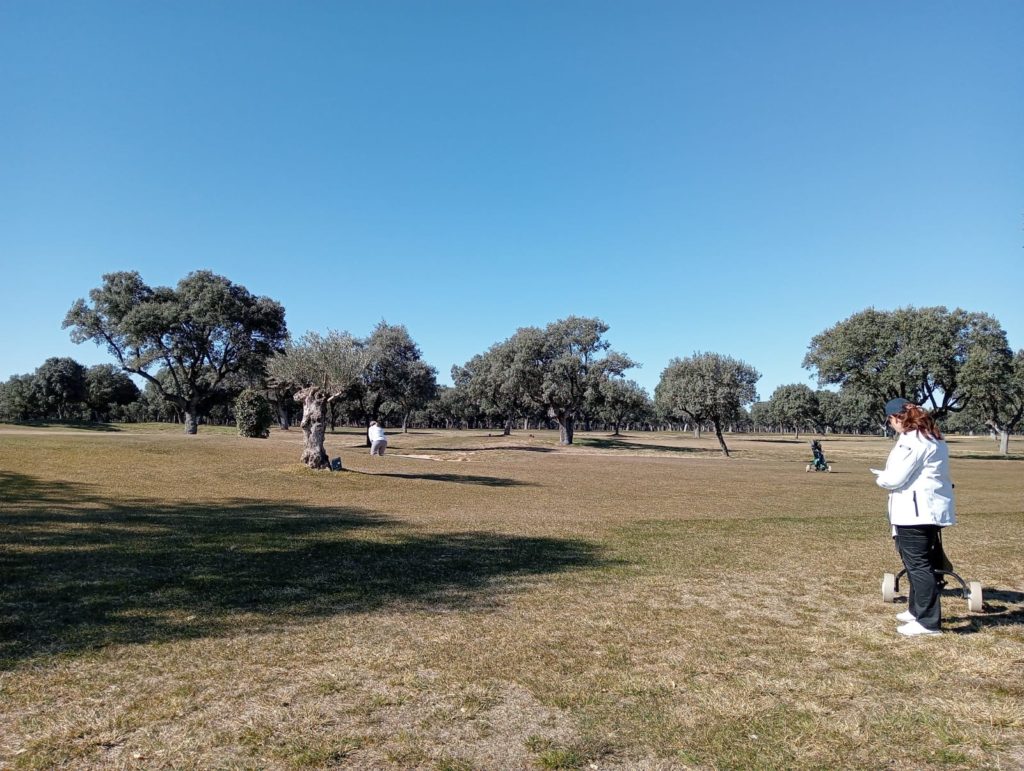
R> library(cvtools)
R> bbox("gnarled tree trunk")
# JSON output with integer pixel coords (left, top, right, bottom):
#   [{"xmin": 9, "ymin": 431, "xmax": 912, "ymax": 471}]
[
  {"xmin": 549, "ymin": 407, "xmax": 574, "ymax": 445},
  {"xmin": 295, "ymin": 386, "xmax": 331, "ymax": 469}
]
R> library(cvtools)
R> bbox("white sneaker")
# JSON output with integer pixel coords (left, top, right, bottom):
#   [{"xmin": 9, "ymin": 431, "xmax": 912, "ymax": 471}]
[
  {"xmin": 896, "ymin": 610, "xmax": 915, "ymax": 623},
  {"xmin": 897, "ymin": 620, "xmax": 941, "ymax": 636}
]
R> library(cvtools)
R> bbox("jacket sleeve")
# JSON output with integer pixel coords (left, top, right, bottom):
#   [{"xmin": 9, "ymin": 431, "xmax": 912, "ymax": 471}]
[{"xmin": 875, "ymin": 441, "xmax": 923, "ymax": 490}]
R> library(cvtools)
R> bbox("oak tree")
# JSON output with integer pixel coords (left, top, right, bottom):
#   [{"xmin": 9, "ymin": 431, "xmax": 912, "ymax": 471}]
[{"xmin": 64, "ymin": 271, "xmax": 288, "ymax": 434}]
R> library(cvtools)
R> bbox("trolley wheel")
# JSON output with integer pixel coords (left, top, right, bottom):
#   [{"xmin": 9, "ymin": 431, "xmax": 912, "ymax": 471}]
[
  {"xmin": 967, "ymin": 581, "xmax": 983, "ymax": 613},
  {"xmin": 882, "ymin": 572, "xmax": 897, "ymax": 603},
  {"xmin": 805, "ymin": 464, "xmax": 811, "ymax": 472},
  {"xmin": 825, "ymin": 465, "xmax": 832, "ymax": 472}
]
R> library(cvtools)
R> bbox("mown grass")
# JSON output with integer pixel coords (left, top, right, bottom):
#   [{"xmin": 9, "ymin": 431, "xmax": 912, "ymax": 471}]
[{"xmin": 0, "ymin": 425, "xmax": 1022, "ymax": 769}]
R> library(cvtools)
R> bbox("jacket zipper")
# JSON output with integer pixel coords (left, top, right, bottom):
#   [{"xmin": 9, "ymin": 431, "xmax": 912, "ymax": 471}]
[{"xmin": 912, "ymin": 491, "xmax": 919, "ymax": 517}]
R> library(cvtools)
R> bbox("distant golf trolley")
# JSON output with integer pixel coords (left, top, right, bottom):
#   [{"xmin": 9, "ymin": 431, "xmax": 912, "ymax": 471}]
[{"xmin": 881, "ymin": 534, "xmax": 984, "ymax": 613}]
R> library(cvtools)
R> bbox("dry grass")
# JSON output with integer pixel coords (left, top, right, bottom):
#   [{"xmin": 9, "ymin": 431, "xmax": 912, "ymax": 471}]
[{"xmin": 1, "ymin": 425, "xmax": 1022, "ymax": 769}]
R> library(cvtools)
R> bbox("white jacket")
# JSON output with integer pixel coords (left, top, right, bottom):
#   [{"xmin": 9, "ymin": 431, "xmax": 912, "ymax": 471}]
[{"xmin": 874, "ymin": 430, "xmax": 956, "ymax": 527}]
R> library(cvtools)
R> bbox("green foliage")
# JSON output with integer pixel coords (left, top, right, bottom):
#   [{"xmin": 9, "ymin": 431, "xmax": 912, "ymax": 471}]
[
  {"xmin": 0, "ymin": 359, "xmax": 142, "ymax": 424},
  {"xmin": 452, "ymin": 336, "xmax": 536, "ymax": 427},
  {"xmin": 766, "ymin": 383, "xmax": 819, "ymax": 434},
  {"xmin": 268, "ymin": 324, "xmax": 437, "ymax": 432},
  {"xmin": 354, "ymin": 321, "xmax": 437, "ymax": 425},
  {"xmin": 35, "ymin": 357, "xmax": 87, "ymax": 421},
  {"xmin": 962, "ymin": 348, "xmax": 1024, "ymax": 451},
  {"xmin": 268, "ymin": 330, "xmax": 363, "ymax": 397},
  {"xmin": 64, "ymin": 270, "xmax": 288, "ymax": 432},
  {"xmin": 0, "ymin": 373, "xmax": 44, "ymax": 421},
  {"xmin": 804, "ymin": 306, "xmax": 1009, "ymax": 418},
  {"xmin": 655, "ymin": 352, "xmax": 759, "ymax": 455},
  {"xmin": 594, "ymin": 378, "xmax": 652, "ymax": 432},
  {"xmin": 655, "ymin": 352, "xmax": 759, "ymax": 425},
  {"xmin": 234, "ymin": 388, "xmax": 274, "ymax": 438},
  {"xmin": 452, "ymin": 317, "xmax": 636, "ymax": 441},
  {"xmin": 84, "ymin": 364, "xmax": 140, "ymax": 421}
]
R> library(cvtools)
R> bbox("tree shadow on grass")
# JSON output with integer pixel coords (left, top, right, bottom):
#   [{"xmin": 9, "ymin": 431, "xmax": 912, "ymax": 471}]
[
  {"xmin": 575, "ymin": 437, "xmax": 707, "ymax": 454},
  {"xmin": 6, "ymin": 420, "xmax": 121, "ymax": 432},
  {"xmin": 0, "ymin": 471, "xmax": 606, "ymax": 668},
  {"xmin": 954, "ymin": 454, "xmax": 1024, "ymax": 461},
  {"xmin": 745, "ymin": 438, "xmax": 807, "ymax": 444},
  {"xmin": 947, "ymin": 589, "xmax": 1024, "ymax": 633},
  {"xmin": 357, "ymin": 471, "xmax": 535, "ymax": 487},
  {"xmin": 413, "ymin": 445, "xmax": 557, "ymax": 453}
]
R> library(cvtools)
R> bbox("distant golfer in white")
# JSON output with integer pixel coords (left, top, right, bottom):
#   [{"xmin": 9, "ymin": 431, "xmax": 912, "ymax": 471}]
[{"xmin": 368, "ymin": 421, "xmax": 387, "ymax": 456}]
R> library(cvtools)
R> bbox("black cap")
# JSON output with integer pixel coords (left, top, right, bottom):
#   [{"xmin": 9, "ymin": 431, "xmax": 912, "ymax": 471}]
[{"xmin": 884, "ymin": 397, "xmax": 911, "ymax": 417}]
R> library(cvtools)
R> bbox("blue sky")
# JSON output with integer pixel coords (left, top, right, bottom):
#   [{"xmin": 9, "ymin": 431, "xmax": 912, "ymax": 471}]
[{"xmin": 2, "ymin": 1, "xmax": 1022, "ymax": 401}]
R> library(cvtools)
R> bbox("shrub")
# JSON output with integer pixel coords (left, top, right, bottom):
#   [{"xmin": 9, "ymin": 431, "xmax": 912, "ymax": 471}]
[{"xmin": 234, "ymin": 388, "xmax": 273, "ymax": 438}]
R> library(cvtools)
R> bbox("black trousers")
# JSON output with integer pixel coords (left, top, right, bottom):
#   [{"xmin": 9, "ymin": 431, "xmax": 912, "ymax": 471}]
[{"xmin": 895, "ymin": 525, "xmax": 943, "ymax": 630}]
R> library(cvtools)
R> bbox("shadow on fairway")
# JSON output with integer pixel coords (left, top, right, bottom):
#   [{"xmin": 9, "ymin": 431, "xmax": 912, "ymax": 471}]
[
  {"xmin": 0, "ymin": 471, "xmax": 606, "ymax": 667},
  {"xmin": 576, "ymin": 437, "xmax": 707, "ymax": 454},
  {"xmin": 746, "ymin": 438, "xmax": 807, "ymax": 444},
  {"xmin": 8, "ymin": 420, "xmax": 122, "ymax": 432},
  {"xmin": 413, "ymin": 445, "xmax": 557, "ymax": 453},
  {"xmin": 943, "ymin": 589, "xmax": 1024, "ymax": 634},
  {"xmin": 360, "ymin": 471, "xmax": 535, "ymax": 487},
  {"xmin": 955, "ymin": 454, "xmax": 1024, "ymax": 461}
]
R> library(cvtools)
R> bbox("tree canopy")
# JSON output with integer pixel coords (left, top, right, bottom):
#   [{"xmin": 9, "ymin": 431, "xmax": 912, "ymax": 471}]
[
  {"xmin": 532, "ymin": 317, "xmax": 634, "ymax": 444},
  {"xmin": 961, "ymin": 347, "xmax": 1024, "ymax": 454},
  {"xmin": 765, "ymin": 384, "xmax": 819, "ymax": 438},
  {"xmin": 655, "ymin": 352, "xmax": 760, "ymax": 456},
  {"xmin": 64, "ymin": 270, "xmax": 288, "ymax": 433},
  {"xmin": 594, "ymin": 378, "xmax": 652, "ymax": 436},
  {"xmin": 803, "ymin": 306, "xmax": 1008, "ymax": 419}
]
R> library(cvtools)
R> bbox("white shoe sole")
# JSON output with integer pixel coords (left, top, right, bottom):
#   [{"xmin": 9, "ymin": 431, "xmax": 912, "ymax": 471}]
[{"xmin": 897, "ymin": 623, "xmax": 941, "ymax": 636}]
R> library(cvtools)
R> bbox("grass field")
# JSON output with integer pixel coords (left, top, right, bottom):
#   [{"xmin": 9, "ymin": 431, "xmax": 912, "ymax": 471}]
[{"xmin": 1, "ymin": 425, "xmax": 1022, "ymax": 770}]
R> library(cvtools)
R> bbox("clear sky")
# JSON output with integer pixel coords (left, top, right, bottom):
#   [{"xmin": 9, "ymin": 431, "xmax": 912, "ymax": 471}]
[{"xmin": 2, "ymin": 1, "xmax": 1022, "ymax": 401}]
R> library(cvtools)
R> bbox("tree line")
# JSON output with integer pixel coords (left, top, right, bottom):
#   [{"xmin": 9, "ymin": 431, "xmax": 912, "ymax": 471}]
[{"xmin": 1, "ymin": 271, "xmax": 1021, "ymax": 465}]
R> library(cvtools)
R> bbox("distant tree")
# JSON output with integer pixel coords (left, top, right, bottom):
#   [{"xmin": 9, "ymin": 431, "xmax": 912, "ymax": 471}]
[
  {"xmin": 267, "ymin": 331, "xmax": 362, "ymax": 468},
  {"xmin": 453, "ymin": 337, "xmax": 538, "ymax": 436},
  {"xmin": 813, "ymin": 389, "xmax": 841, "ymax": 434},
  {"xmin": 749, "ymin": 401, "xmax": 772, "ymax": 432},
  {"xmin": 427, "ymin": 385, "xmax": 478, "ymax": 429},
  {"xmin": 804, "ymin": 306, "xmax": 1008, "ymax": 420},
  {"xmin": 266, "ymin": 377, "xmax": 299, "ymax": 430},
  {"xmin": 527, "ymin": 317, "xmax": 634, "ymax": 445},
  {"xmin": 836, "ymin": 386, "xmax": 878, "ymax": 434},
  {"xmin": 0, "ymin": 374, "xmax": 44, "ymax": 421},
  {"xmin": 962, "ymin": 348, "xmax": 1024, "ymax": 454},
  {"xmin": 346, "ymin": 322, "xmax": 434, "ymax": 443},
  {"xmin": 64, "ymin": 271, "xmax": 287, "ymax": 434},
  {"xmin": 393, "ymin": 360, "xmax": 438, "ymax": 432},
  {"xmin": 141, "ymin": 370, "xmax": 184, "ymax": 423},
  {"xmin": 234, "ymin": 388, "xmax": 274, "ymax": 438},
  {"xmin": 595, "ymin": 378, "xmax": 651, "ymax": 436},
  {"xmin": 84, "ymin": 364, "xmax": 140, "ymax": 422},
  {"xmin": 942, "ymin": 402, "xmax": 989, "ymax": 435},
  {"xmin": 655, "ymin": 352, "xmax": 760, "ymax": 457},
  {"xmin": 767, "ymin": 384, "xmax": 819, "ymax": 438},
  {"xmin": 33, "ymin": 357, "xmax": 88, "ymax": 421}
]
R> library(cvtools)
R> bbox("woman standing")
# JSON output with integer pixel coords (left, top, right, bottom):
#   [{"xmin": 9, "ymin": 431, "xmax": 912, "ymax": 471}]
[
  {"xmin": 368, "ymin": 420, "xmax": 388, "ymax": 456},
  {"xmin": 873, "ymin": 398, "xmax": 956, "ymax": 636}
]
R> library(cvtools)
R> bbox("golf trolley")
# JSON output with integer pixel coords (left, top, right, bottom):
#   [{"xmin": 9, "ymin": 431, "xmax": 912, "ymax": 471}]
[
  {"xmin": 806, "ymin": 440, "xmax": 831, "ymax": 472},
  {"xmin": 881, "ymin": 530, "xmax": 983, "ymax": 613}
]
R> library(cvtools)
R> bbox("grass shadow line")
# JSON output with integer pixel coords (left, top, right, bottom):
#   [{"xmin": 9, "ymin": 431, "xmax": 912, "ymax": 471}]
[
  {"xmin": 358, "ymin": 471, "xmax": 535, "ymax": 487},
  {"xmin": 1, "ymin": 471, "xmax": 602, "ymax": 667},
  {"xmin": 575, "ymin": 437, "xmax": 707, "ymax": 454}
]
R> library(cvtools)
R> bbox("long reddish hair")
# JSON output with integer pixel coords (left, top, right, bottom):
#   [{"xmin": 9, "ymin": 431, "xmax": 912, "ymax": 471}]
[{"xmin": 894, "ymin": 403, "xmax": 943, "ymax": 440}]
